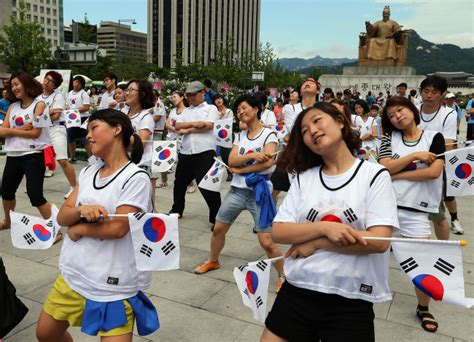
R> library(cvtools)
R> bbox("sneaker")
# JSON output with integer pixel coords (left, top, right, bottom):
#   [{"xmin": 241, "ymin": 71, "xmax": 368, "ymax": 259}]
[
  {"xmin": 64, "ymin": 187, "xmax": 73, "ymax": 199},
  {"xmin": 69, "ymin": 158, "xmax": 77, "ymax": 164},
  {"xmin": 44, "ymin": 168, "xmax": 54, "ymax": 177},
  {"xmin": 276, "ymin": 274, "xmax": 285, "ymax": 293},
  {"xmin": 451, "ymin": 219, "xmax": 464, "ymax": 235},
  {"xmin": 194, "ymin": 261, "xmax": 220, "ymax": 274}
]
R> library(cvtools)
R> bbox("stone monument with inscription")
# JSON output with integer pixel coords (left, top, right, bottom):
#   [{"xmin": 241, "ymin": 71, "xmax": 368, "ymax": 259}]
[{"xmin": 319, "ymin": 6, "xmax": 424, "ymax": 97}]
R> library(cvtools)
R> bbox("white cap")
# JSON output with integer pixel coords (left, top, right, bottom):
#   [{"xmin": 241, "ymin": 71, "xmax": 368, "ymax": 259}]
[{"xmin": 445, "ymin": 92, "xmax": 455, "ymax": 99}]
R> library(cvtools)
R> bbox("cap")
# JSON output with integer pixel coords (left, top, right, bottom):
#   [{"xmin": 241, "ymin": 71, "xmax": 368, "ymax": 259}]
[
  {"xmin": 185, "ymin": 81, "xmax": 205, "ymax": 94},
  {"xmin": 323, "ymin": 87, "xmax": 333, "ymax": 94},
  {"xmin": 343, "ymin": 89, "xmax": 352, "ymax": 95},
  {"xmin": 445, "ymin": 92, "xmax": 455, "ymax": 99}
]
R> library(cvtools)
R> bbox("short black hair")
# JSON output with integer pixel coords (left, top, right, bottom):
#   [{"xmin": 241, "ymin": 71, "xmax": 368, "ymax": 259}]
[
  {"xmin": 420, "ymin": 75, "xmax": 448, "ymax": 93},
  {"xmin": 102, "ymin": 72, "xmax": 118, "ymax": 85},
  {"xmin": 203, "ymin": 79, "xmax": 212, "ymax": 88},
  {"xmin": 126, "ymin": 79, "xmax": 155, "ymax": 109},
  {"xmin": 233, "ymin": 94, "xmax": 262, "ymax": 120},
  {"xmin": 355, "ymin": 99, "xmax": 370, "ymax": 114},
  {"xmin": 73, "ymin": 75, "xmax": 86, "ymax": 89},
  {"xmin": 259, "ymin": 92, "xmax": 268, "ymax": 107},
  {"xmin": 397, "ymin": 82, "xmax": 408, "ymax": 89},
  {"xmin": 382, "ymin": 96, "xmax": 420, "ymax": 135}
]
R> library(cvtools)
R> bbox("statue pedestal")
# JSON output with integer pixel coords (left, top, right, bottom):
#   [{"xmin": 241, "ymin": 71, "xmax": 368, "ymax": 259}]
[
  {"xmin": 319, "ymin": 66, "xmax": 424, "ymax": 98},
  {"xmin": 343, "ymin": 66, "xmax": 417, "ymax": 76}
]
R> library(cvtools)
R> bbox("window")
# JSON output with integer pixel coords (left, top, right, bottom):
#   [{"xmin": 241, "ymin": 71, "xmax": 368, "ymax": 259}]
[
  {"xmin": 47, "ymin": 18, "xmax": 51, "ymax": 24},
  {"xmin": 46, "ymin": 0, "xmax": 50, "ymax": 4},
  {"xmin": 53, "ymin": 0, "xmax": 56, "ymax": 4},
  {"xmin": 47, "ymin": 8, "xmax": 50, "ymax": 14},
  {"xmin": 54, "ymin": 40, "xmax": 58, "ymax": 46},
  {"xmin": 40, "ymin": 17, "xmax": 45, "ymax": 24},
  {"xmin": 12, "ymin": 10, "xmax": 17, "ymax": 17},
  {"xmin": 34, "ymin": 15, "xmax": 38, "ymax": 22},
  {"xmin": 27, "ymin": 14, "xmax": 31, "ymax": 20},
  {"xmin": 53, "ymin": 9, "xmax": 56, "ymax": 16},
  {"xmin": 11, "ymin": 0, "xmax": 16, "ymax": 7},
  {"xmin": 26, "ymin": 3, "xmax": 30, "ymax": 10},
  {"xmin": 53, "ymin": 29, "xmax": 57, "ymax": 36},
  {"xmin": 53, "ymin": 19, "xmax": 57, "ymax": 26},
  {"xmin": 40, "ymin": 6, "xmax": 44, "ymax": 13},
  {"xmin": 33, "ymin": 4, "xmax": 37, "ymax": 11},
  {"xmin": 47, "ymin": 28, "xmax": 51, "ymax": 35}
]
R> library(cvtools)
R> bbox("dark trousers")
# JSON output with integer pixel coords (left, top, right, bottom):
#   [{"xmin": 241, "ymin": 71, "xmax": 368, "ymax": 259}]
[
  {"xmin": 219, "ymin": 146, "xmax": 232, "ymax": 176},
  {"xmin": 2, "ymin": 152, "xmax": 47, "ymax": 207},
  {"xmin": 171, "ymin": 150, "xmax": 221, "ymax": 223}
]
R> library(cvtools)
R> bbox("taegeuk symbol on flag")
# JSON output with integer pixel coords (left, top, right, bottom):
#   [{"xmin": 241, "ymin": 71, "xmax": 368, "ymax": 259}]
[
  {"xmin": 10, "ymin": 205, "xmax": 61, "ymax": 250},
  {"xmin": 214, "ymin": 118, "xmax": 233, "ymax": 148},
  {"xmin": 32, "ymin": 108, "xmax": 52, "ymax": 128},
  {"xmin": 128, "ymin": 212, "xmax": 180, "ymax": 271},
  {"xmin": 64, "ymin": 109, "xmax": 81, "ymax": 128},
  {"xmin": 151, "ymin": 141, "xmax": 177, "ymax": 173},
  {"xmin": 233, "ymin": 258, "xmax": 272, "ymax": 322},
  {"xmin": 198, "ymin": 159, "xmax": 226, "ymax": 192},
  {"xmin": 445, "ymin": 146, "xmax": 474, "ymax": 197},
  {"xmin": 274, "ymin": 122, "xmax": 288, "ymax": 141},
  {"xmin": 392, "ymin": 241, "xmax": 473, "ymax": 308}
]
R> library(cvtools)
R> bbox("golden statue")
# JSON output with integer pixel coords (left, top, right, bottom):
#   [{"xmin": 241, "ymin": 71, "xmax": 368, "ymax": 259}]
[{"xmin": 359, "ymin": 6, "xmax": 410, "ymax": 67}]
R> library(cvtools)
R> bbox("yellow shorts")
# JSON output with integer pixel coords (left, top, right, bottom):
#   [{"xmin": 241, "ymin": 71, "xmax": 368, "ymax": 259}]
[{"xmin": 43, "ymin": 275, "xmax": 134, "ymax": 337}]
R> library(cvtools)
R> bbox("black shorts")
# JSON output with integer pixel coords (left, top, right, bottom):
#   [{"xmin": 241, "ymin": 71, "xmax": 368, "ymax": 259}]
[
  {"xmin": 265, "ymin": 282, "xmax": 375, "ymax": 342},
  {"xmin": 270, "ymin": 167, "xmax": 290, "ymax": 192},
  {"xmin": 67, "ymin": 117, "xmax": 88, "ymax": 142}
]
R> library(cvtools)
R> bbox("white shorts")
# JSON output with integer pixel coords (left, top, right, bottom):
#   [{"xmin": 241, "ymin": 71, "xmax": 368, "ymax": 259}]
[
  {"xmin": 49, "ymin": 125, "xmax": 68, "ymax": 160},
  {"xmin": 397, "ymin": 208, "xmax": 431, "ymax": 238}
]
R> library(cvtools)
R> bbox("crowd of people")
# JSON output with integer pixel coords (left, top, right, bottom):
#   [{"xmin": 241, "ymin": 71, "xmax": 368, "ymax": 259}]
[{"xmin": 0, "ymin": 70, "xmax": 471, "ymax": 341}]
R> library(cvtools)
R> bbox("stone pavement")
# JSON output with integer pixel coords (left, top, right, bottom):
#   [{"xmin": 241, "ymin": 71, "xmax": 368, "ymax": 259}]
[{"xmin": 0, "ymin": 155, "xmax": 472, "ymax": 342}]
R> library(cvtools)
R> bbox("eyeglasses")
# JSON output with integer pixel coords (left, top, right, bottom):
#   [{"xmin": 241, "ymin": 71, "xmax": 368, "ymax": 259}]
[
  {"xmin": 125, "ymin": 88, "xmax": 139, "ymax": 93},
  {"xmin": 44, "ymin": 77, "xmax": 55, "ymax": 85}
]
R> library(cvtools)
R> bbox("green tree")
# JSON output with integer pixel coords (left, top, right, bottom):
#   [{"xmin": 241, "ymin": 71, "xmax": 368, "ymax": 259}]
[
  {"xmin": 77, "ymin": 13, "xmax": 96, "ymax": 45},
  {"xmin": 0, "ymin": 0, "xmax": 52, "ymax": 75}
]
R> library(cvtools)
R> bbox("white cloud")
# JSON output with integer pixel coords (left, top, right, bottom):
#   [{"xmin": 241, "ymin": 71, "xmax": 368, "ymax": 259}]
[{"xmin": 390, "ymin": 0, "xmax": 474, "ymax": 48}]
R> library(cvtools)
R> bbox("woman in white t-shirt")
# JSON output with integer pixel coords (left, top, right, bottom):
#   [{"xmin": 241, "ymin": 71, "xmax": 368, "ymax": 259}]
[
  {"xmin": 194, "ymin": 94, "xmax": 285, "ymax": 291},
  {"xmin": 379, "ymin": 96, "xmax": 445, "ymax": 333},
  {"xmin": 261, "ymin": 102, "xmax": 399, "ymax": 342},
  {"xmin": 0, "ymin": 72, "xmax": 53, "ymax": 230},
  {"xmin": 355, "ymin": 99, "xmax": 378, "ymax": 159},
  {"xmin": 213, "ymin": 93, "xmax": 234, "ymax": 182},
  {"xmin": 122, "ymin": 80, "xmax": 155, "ymax": 206},
  {"xmin": 36, "ymin": 109, "xmax": 159, "ymax": 341}
]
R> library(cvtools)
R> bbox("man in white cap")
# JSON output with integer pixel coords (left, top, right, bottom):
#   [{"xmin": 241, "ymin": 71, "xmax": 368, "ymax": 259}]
[
  {"xmin": 170, "ymin": 81, "xmax": 221, "ymax": 227},
  {"xmin": 445, "ymin": 92, "xmax": 462, "ymax": 136}
]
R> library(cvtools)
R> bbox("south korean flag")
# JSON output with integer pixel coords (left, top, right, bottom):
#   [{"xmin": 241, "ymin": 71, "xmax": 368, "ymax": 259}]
[
  {"xmin": 32, "ymin": 107, "xmax": 52, "ymax": 128},
  {"xmin": 392, "ymin": 241, "xmax": 474, "ymax": 308},
  {"xmin": 305, "ymin": 199, "xmax": 359, "ymax": 226},
  {"xmin": 10, "ymin": 205, "xmax": 60, "ymax": 250},
  {"xmin": 214, "ymin": 118, "xmax": 233, "ymax": 148},
  {"xmin": 151, "ymin": 141, "xmax": 177, "ymax": 173},
  {"xmin": 128, "ymin": 212, "xmax": 180, "ymax": 271},
  {"xmin": 274, "ymin": 122, "xmax": 288, "ymax": 142},
  {"xmin": 198, "ymin": 159, "xmax": 227, "ymax": 192},
  {"xmin": 64, "ymin": 109, "xmax": 81, "ymax": 128},
  {"xmin": 445, "ymin": 146, "xmax": 474, "ymax": 197},
  {"xmin": 233, "ymin": 259, "xmax": 271, "ymax": 323}
]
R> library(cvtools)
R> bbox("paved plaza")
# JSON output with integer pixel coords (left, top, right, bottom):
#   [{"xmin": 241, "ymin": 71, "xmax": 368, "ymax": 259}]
[{"xmin": 0, "ymin": 151, "xmax": 473, "ymax": 341}]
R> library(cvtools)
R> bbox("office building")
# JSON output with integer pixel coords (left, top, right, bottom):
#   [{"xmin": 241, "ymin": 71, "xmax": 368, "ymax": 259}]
[
  {"xmin": 97, "ymin": 21, "xmax": 147, "ymax": 61},
  {"xmin": 147, "ymin": 0, "xmax": 261, "ymax": 68}
]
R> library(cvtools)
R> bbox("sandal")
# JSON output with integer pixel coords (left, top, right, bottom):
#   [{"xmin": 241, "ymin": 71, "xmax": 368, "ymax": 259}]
[
  {"xmin": 53, "ymin": 232, "xmax": 63, "ymax": 245},
  {"xmin": 156, "ymin": 182, "xmax": 168, "ymax": 188},
  {"xmin": 0, "ymin": 220, "xmax": 10, "ymax": 230},
  {"xmin": 416, "ymin": 305, "xmax": 438, "ymax": 333}
]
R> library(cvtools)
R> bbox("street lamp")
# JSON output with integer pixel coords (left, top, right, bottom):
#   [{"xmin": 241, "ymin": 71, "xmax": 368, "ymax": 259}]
[{"xmin": 117, "ymin": 19, "xmax": 136, "ymax": 75}]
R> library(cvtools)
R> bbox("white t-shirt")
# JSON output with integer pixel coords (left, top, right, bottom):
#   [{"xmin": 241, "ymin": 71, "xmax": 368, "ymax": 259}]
[
  {"xmin": 99, "ymin": 90, "xmax": 115, "ymax": 110},
  {"xmin": 6, "ymin": 99, "xmax": 50, "ymax": 156},
  {"xmin": 166, "ymin": 107, "xmax": 182, "ymax": 142},
  {"xmin": 351, "ymin": 114, "xmax": 364, "ymax": 132},
  {"xmin": 282, "ymin": 103, "xmax": 303, "ymax": 133},
  {"xmin": 67, "ymin": 89, "xmax": 90, "ymax": 117},
  {"xmin": 417, "ymin": 105, "xmax": 457, "ymax": 141},
  {"xmin": 359, "ymin": 116, "xmax": 378, "ymax": 152},
  {"xmin": 124, "ymin": 108, "xmax": 155, "ymax": 168},
  {"xmin": 230, "ymin": 127, "xmax": 278, "ymax": 190},
  {"xmin": 176, "ymin": 102, "xmax": 219, "ymax": 155},
  {"xmin": 260, "ymin": 109, "xmax": 277, "ymax": 128},
  {"xmin": 60, "ymin": 161, "xmax": 153, "ymax": 301},
  {"xmin": 153, "ymin": 100, "xmax": 166, "ymax": 132},
  {"xmin": 37, "ymin": 90, "xmax": 65, "ymax": 123},
  {"xmin": 218, "ymin": 108, "xmax": 234, "ymax": 120},
  {"xmin": 275, "ymin": 160, "xmax": 399, "ymax": 303}
]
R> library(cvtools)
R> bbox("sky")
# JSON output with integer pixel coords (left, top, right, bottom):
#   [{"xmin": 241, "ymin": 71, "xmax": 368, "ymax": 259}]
[{"xmin": 63, "ymin": 0, "xmax": 474, "ymax": 59}]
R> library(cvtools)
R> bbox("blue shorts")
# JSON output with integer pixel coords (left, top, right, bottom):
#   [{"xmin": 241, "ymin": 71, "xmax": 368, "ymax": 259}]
[{"xmin": 216, "ymin": 186, "xmax": 272, "ymax": 233}]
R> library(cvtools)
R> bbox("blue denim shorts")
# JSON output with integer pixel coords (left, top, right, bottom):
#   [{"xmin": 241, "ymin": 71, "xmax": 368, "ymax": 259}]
[{"xmin": 216, "ymin": 186, "xmax": 272, "ymax": 232}]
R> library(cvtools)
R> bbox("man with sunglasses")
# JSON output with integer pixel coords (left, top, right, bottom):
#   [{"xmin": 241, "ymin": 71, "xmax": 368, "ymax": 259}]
[{"xmin": 169, "ymin": 81, "xmax": 221, "ymax": 227}]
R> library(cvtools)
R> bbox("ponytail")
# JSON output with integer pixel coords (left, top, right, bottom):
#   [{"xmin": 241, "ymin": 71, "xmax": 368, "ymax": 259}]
[{"xmin": 129, "ymin": 133, "xmax": 144, "ymax": 164}]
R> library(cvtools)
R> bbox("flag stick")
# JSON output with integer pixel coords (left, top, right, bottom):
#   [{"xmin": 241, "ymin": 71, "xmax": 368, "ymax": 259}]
[
  {"xmin": 363, "ymin": 236, "xmax": 467, "ymax": 246},
  {"xmin": 80, "ymin": 213, "xmax": 179, "ymax": 219},
  {"xmin": 413, "ymin": 145, "xmax": 473, "ymax": 163},
  {"xmin": 446, "ymin": 140, "xmax": 472, "ymax": 146},
  {"xmin": 213, "ymin": 156, "xmax": 229, "ymax": 169},
  {"xmin": 266, "ymin": 255, "xmax": 285, "ymax": 263}
]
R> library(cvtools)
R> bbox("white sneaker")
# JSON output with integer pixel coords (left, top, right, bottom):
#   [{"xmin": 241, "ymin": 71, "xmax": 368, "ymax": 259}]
[
  {"xmin": 44, "ymin": 168, "xmax": 54, "ymax": 177},
  {"xmin": 64, "ymin": 187, "xmax": 73, "ymax": 199},
  {"xmin": 451, "ymin": 219, "xmax": 464, "ymax": 235}
]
